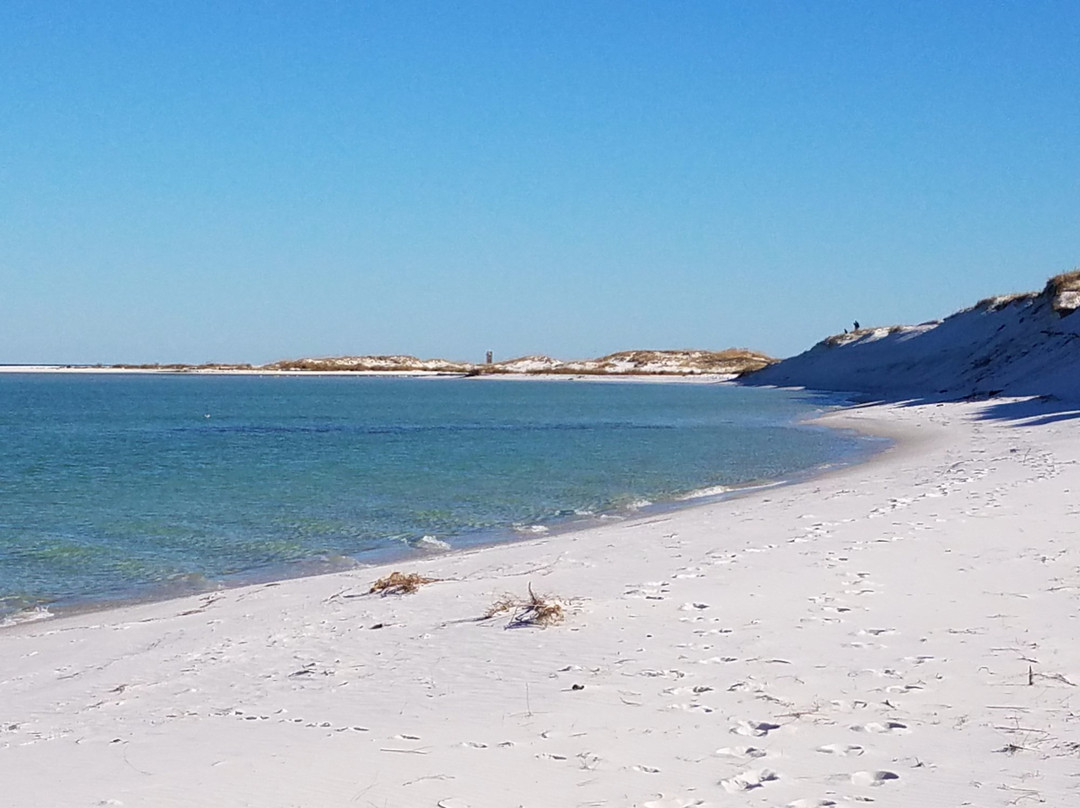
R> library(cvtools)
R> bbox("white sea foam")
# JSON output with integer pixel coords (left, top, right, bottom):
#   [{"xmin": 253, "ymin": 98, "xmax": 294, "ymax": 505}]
[
  {"xmin": 513, "ymin": 524, "xmax": 549, "ymax": 535},
  {"xmin": 1, "ymin": 606, "xmax": 53, "ymax": 628},
  {"xmin": 677, "ymin": 485, "xmax": 730, "ymax": 500},
  {"xmin": 413, "ymin": 536, "xmax": 451, "ymax": 551}
]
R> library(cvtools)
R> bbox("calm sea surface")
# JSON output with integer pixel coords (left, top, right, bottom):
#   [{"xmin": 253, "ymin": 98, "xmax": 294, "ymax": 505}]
[{"xmin": 0, "ymin": 374, "xmax": 875, "ymax": 619}]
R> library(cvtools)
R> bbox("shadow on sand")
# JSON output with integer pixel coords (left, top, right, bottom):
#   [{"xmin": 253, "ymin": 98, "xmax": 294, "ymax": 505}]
[
  {"xmin": 966, "ymin": 396, "xmax": 1080, "ymax": 426},
  {"xmin": 747, "ymin": 384, "xmax": 1080, "ymax": 428}
]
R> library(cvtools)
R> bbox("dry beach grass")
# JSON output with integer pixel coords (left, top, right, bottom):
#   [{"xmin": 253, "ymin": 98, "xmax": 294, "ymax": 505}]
[
  {"xmin": 483, "ymin": 584, "xmax": 566, "ymax": 627},
  {"xmin": 368, "ymin": 571, "xmax": 439, "ymax": 596}
]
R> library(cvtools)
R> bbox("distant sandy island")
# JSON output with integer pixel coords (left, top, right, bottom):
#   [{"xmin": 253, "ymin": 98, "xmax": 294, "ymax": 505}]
[
  {"xmin": 0, "ymin": 348, "xmax": 775, "ymax": 379},
  {"xmin": 0, "ymin": 364, "xmax": 739, "ymax": 383},
  {"xmin": 4, "ymin": 396, "xmax": 1079, "ymax": 807}
]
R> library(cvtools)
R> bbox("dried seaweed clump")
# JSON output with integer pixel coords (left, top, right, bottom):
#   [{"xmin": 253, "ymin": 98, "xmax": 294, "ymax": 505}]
[
  {"xmin": 485, "ymin": 584, "xmax": 565, "ymax": 627},
  {"xmin": 369, "ymin": 571, "xmax": 437, "ymax": 596}
]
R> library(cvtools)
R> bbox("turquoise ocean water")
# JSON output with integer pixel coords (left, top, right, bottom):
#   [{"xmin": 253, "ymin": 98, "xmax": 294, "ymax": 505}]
[{"xmin": 0, "ymin": 374, "xmax": 876, "ymax": 620}]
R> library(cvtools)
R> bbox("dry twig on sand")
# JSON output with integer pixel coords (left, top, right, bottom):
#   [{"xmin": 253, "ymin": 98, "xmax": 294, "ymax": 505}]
[
  {"xmin": 484, "ymin": 583, "xmax": 565, "ymax": 627},
  {"xmin": 368, "ymin": 571, "xmax": 437, "ymax": 596}
]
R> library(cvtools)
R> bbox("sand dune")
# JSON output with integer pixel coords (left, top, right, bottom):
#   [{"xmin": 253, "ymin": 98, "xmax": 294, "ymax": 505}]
[{"xmin": 746, "ymin": 270, "xmax": 1080, "ymax": 401}]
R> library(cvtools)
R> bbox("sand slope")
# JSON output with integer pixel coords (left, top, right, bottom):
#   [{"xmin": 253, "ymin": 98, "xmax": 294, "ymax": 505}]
[
  {"xmin": 3, "ymin": 398, "xmax": 1080, "ymax": 807},
  {"xmin": 746, "ymin": 273, "xmax": 1080, "ymax": 401}
]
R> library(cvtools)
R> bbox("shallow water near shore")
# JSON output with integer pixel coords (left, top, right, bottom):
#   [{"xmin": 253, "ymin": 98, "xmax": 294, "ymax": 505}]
[{"xmin": 0, "ymin": 374, "xmax": 877, "ymax": 619}]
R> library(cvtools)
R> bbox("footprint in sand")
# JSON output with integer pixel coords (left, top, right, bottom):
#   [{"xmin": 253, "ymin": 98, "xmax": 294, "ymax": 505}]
[
  {"xmin": 697, "ymin": 656, "xmax": 739, "ymax": 665},
  {"xmin": 884, "ymin": 682, "xmax": 925, "ymax": 694},
  {"xmin": 676, "ymin": 643, "xmax": 714, "ymax": 653},
  {"xmin": 625, "ymin": 581, "xmax": 671, "ymax": 599},
  {"xmin": 727, "ymin": 680, "xmax": 770, "ymax": 696},
  {"xmin": 829, "ymin": 699, "xmax": 868, "ymax": 711},
  {"xmin": 666, "ymin": 703, "xmax": 714, "ymax": 713},
  {"xmin": 693, "ymin": 626, "xmax": 733, "ymax": 635},
  {"xmin": 662, "ymin": 685, "xmax": 713, "ymax": 697},
  {"xmin": 731, "ymin": 720, "xmax": 781, "ymax": 737},
  {"xmin": 715, "ymin": 746, "xmax": 768, "ymax": 759},
  {"xmin": 278, "ymin": 712, "xmax": 367, "ymax": 730},
  {"xmin": 816, "ymin": 743, "xmax": 864, "ymax": 756},
  {"xmin": 851, "ymin": 770, "xmax": 900, "ymax": 786},
  {"xmin": 720, "ymin": 768, "xmax": 778, "ymax": 793},
  {"xmin": 536, "ymin": 752, "xmax": 568, "ymax": 761},
  {"xmin": 903, "ymin": 654, "xmax": 938, "ymax": 665},
  {"xmin": 679, "ymin": 602, "xmax": 710, "ymax": 611},
  {"xmin": 625, "ymin": 591, "xmax": 668, "ymax": 601},
  {"xmin": 856, "ymin": 667, "xmax": 902, "ymax": 679},
  {"xmin": 638, "ymin": 668, "xmax": 687, "ymax": 679},
  {"xmin": 803, "ymin": 615, "xmax": 842, "ymax": 624},
  {"xmin": 850, "ymin": 721, "xmax": 909, "ymax": 734}
]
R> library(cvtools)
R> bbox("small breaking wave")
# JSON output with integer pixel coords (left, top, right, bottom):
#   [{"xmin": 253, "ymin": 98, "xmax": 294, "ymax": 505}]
[
  {"xmin": 412, "ymin": 535, "xmax": 451, "ymax": 551},
  {"xmin": 677, "ymin": 484, "xmax": 731, "ymax": 501},
  {"xmin": 1, "ymin": 605, "xmax": 53, "ymax": 628}
]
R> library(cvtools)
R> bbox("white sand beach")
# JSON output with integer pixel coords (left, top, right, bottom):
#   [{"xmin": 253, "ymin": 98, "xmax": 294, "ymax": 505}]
[{"xmin": 3, "ymin": 396, "xmax": 1080, "ymax": 807}]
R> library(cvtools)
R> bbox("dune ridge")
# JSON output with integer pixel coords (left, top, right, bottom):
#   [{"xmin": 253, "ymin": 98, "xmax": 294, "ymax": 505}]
[{"xmin": 745, "ymin": 270, "xmax": 1080, "ymax": 400}]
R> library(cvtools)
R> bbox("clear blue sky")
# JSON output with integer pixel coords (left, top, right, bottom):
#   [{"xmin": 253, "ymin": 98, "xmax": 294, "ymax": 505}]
[{"xmin": 2, "ymin": 2, "xmax": 1078, "ymax": 364}]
